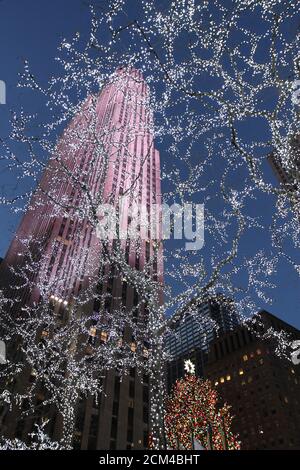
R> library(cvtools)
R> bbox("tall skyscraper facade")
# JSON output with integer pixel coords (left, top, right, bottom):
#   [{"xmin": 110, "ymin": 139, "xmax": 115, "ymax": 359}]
[{"xmin": 0, "ymin": 67, "xmax": 163, "ymax": 449}]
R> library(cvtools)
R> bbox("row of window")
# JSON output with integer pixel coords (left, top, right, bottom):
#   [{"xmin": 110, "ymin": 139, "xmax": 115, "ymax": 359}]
[
  {"xmin": 214, "ymin": 363, "xmax": 266, "ymax": 386},
  {"xmin": 242, "ymin": 349, "xmax": 262, "ymax": 361}
]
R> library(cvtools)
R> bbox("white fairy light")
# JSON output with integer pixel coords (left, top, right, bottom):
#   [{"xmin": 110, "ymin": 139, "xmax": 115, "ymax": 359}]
[{"xmin": 184, "ymin": 359, "xmax": 195, "ymax": 375}]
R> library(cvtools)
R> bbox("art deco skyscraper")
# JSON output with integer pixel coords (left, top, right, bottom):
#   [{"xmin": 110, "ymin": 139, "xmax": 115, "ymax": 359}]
[{"xmin": 0, "ymin": 67, "xmax": 163, "ymax": 449}]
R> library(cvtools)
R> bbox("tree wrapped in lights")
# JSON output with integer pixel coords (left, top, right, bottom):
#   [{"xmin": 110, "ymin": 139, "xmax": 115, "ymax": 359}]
[
  {"xmin": 165, "ymin": 372, "xmax": 240, "ymax": 450},
  {"xmin": 0, "ymin": 423, "xmax": 66, "ymax": 450}
]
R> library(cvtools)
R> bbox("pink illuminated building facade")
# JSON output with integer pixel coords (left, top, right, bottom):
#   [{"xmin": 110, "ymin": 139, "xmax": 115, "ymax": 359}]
[{"xmin": 0, "ymin": 67, "xmax": 163, "ymax": 449}]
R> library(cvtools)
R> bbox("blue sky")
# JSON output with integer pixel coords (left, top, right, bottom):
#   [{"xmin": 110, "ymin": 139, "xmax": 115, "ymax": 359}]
[{"xmin": 0, "ymin": 0, "xmax": 299, "ymax": 329}]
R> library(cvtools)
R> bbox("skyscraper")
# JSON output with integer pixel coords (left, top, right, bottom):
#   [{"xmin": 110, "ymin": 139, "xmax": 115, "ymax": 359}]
[
  {"xmin": 0, "ymin": 67, "xmax": 163, "ymax": 449},
  {"xmin": 204, "ymin": 311, "xmax": 300, "ymax": 449},
  {"xmin": 166, "ymin": 294, "xmax": 240, "ymax": 390}
]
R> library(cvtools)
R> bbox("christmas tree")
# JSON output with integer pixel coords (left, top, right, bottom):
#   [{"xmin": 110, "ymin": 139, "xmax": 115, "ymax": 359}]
[{"xmin": 165, "ymin": 361, "xmax": 241, "ymax": 450}]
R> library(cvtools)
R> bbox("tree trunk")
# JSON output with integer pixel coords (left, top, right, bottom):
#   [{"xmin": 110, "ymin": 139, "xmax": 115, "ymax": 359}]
[
  {"xmin": 60, "ymin": 395, "xmax": 76, "ymax": 449},
  {"xmin": 149, "ymin": 336, "xmax": 167, "ymax": 449}
]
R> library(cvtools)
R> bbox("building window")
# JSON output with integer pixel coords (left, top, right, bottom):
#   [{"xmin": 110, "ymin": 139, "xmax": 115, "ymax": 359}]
[
  {"xmin": 128, "ymin": 407, "xmax": 134, "ymax": 427},
  {"xmin": 143, "ymin": 406, "xmax": 149, "ymax": 424},
  {"xmin": 127, "ymin": 428, "xmax": 133, "ymax": 442},
  {"xmin": 239, "ymin": 369, "xmax": 244, "ymax": 375},
  {"xmin": 122, "ymin": 282, "xmax": 127, "ymax": 305},
  {"xmin": 220, "ymin": 377, "xmax": 225, "ymax": 383},
  {"xmin": 143, "ymin": 386, "xmax": 149, "ymax": 403},
  {"xmin": 109, "ymin": 440, "xmax": 116, "ymax": 450},
  {"xmin": 114, "ymin": 378, "xmax": 121, "ymax": 397},
  {"xmin": 226, "ymin": 375, "xmax": 231, "ymax": 381},
  {"xmin": 111, "ymin": 417, "xmax": 118, "ymax": 439},
  {"xmin": 88, "ymin": 436, "xmax": 97, "ymax": 450},
  {"xmin": 243, "ymin": 354, "xmax": 248, "ymax": 362},
  {"xmin": 129, "ymin": 381, "xmax": 135, "ymax": 399},
  {"xmin": 143, "ymin": 430, "xmax": 148, "ymax": 448},
  {"xmin": 112, "ymin": 401, "xmax": 119, "ymax": 416},
  {"xmin": 89, "ymin": 326, "xmax": 97, "ymax": 337},
  {"xmin": 100, "ymin": 331, "xmax": 108, "ymax": 342}
]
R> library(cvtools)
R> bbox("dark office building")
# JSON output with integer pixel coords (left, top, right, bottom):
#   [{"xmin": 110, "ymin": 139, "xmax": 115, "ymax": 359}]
[
  {"xmin": 204, "ymin": 310, "xmax": 300, "ymax": 449},
  {"xmin": 166, "ymin": 294, "xmax": 240, "ymax": 391}
]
